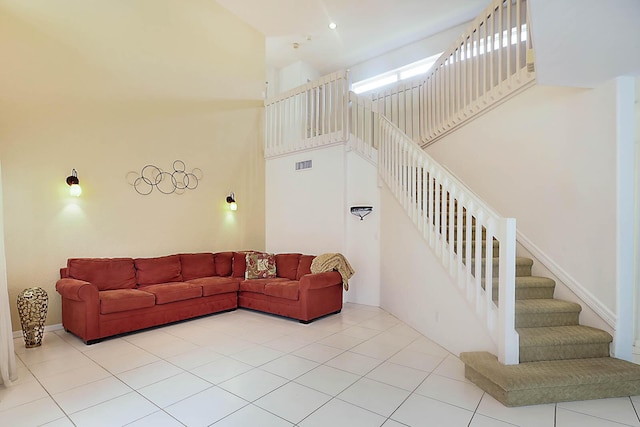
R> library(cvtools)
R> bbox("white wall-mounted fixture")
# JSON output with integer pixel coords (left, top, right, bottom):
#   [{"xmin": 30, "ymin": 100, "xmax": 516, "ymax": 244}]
[
  {"xmin": 350, "ymin": 206, "xmax": 372, "ymax": 220},
  {"xmin": 226, "ymin": 192, "xmax": 237, "ymax": 211},
  {"xmin": 66, "ymin": 169, "xmax": 82, "ymax": 197}
]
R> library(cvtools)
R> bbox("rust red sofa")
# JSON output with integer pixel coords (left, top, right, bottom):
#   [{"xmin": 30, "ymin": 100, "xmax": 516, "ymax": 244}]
[{"xmin": 55, "ymin": 252, "xmax": 343, "ymax": 344}]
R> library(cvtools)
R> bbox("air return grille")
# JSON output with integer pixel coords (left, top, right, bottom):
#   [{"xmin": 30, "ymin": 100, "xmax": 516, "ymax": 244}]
[{"xmin": 295, "ymin": 160, "xmax": 312, "ymax": 171}]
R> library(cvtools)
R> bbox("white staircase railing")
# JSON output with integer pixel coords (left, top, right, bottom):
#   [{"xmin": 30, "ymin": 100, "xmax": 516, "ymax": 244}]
[
  {"xmin": 367, "ymin": 0, "xmax": 535, "ymax": 147},
  {"xmin": 265, "ymin": 71, "xmax": 350, "ymax": 158},
  {"xmin": 348, "ymin": 91, "xmax": 379, "ymax": 163},
  {"xmin": 378, "ymin": 116, "xmax": 519, "ymax": 364},
  {"xmin": 369, "ymin": 76, "xmax": 423, "ymax": 145}
]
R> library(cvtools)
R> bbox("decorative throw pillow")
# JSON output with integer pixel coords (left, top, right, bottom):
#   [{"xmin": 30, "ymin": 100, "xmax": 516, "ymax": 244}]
[{"xmin": 245, "ymin": 252, "xmax": 276, "ymax": 279}]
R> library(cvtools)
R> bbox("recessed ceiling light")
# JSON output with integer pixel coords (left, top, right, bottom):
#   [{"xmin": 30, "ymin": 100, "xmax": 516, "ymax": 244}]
[{"xmin": 328, "ymin": 22, "xmax": 337, "ymax": 30}]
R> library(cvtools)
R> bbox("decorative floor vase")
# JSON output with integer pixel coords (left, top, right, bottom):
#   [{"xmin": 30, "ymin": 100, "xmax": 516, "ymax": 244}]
[{"xmin": 17, "ymin": 287, "xmax": 48, "ymax": 348}]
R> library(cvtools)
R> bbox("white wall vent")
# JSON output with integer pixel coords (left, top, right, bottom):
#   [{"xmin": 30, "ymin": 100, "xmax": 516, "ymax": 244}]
[{"xmin": 295, "ymin": 160, "xmax": 312, "ymax": 171}]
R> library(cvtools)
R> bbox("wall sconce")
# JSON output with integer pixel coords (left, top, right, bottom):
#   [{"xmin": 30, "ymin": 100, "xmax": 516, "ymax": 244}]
[
  {"xmin": 350, "ymin": 206, "xmax": 372, "ymax": 220},
  {"xmin": 226, "ymin": 192, "xmax": 237, "ymax": 211},
  {"xmin": 66, "ymin": 169, "xmax": 82, "ymax": 197}
]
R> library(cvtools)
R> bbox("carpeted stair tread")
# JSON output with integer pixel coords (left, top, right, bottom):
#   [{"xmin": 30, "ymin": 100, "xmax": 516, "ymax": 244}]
[
  {"xmin": 460, "ymin": 351, "xmax": 640, "ymax": 406},
  {"xmin": 460, "ymin": 352, "xmax": 640, "ymax": 390},
  {"xmin": 518, "ymin": 325, "xmax": 612, "ymax": 346}
]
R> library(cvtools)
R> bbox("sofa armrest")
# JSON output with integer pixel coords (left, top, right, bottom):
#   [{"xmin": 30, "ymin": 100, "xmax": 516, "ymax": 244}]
[
  {"xmin": 56, "ymin": 278, "xmax": 98, "ymax": 302},
  {"xmin": 299, "ymin": 271, "xmax": 342, "ymax": 292}
]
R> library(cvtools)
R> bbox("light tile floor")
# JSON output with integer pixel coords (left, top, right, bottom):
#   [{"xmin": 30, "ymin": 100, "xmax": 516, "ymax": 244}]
[{"xmin": 2, "ymin": 303, "xmax": 640, "ymax": 426}]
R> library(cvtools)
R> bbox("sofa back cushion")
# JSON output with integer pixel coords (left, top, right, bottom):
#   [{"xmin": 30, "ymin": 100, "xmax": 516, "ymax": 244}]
[
  {"xmin": 232, "ymin": 251, "xmax": 257, "ymax": 278},
  {"xmin": 134, "ymin": 255, "xmax": 182, "ymax": 285},
  {"xmin": 67, "ymin": 258, "xmax": 137, "ymax": 291},
  {"xmin": 180, "ymin": 253, "xmax": 216, "ymax": 280},
  {"xmin": 297, "ymin": 255, "xmax": 315, "ymax": 280},
  {"xmin": 275, "ymin": 253, "xmax": 301, "ymax": 280},
  {"xmin": 214, "ymin": 252, "xmax": 233, "ymax": 277}
]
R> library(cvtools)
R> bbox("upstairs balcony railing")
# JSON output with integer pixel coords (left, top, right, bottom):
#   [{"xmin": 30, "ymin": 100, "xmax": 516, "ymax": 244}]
[
  {"xmin": 265, "ymin": 0, "xmax": 534, "ymax": 155},
  {"xmin": 264, "ymin": 71, "xmax": 349, "ymax": 158}
]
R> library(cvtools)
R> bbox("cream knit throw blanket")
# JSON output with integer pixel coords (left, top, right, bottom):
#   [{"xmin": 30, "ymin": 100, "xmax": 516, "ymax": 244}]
[{"xmin": 310, "ymin": 253, "xmax": 355, "ymax": 291}]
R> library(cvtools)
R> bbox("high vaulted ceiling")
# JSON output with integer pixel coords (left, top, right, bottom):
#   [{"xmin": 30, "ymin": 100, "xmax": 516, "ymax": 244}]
[{"xmin": 216, "ymin": 0, "xmax": 487, "ymax": 75}]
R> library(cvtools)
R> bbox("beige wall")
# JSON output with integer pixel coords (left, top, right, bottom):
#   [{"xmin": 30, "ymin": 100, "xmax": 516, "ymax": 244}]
[
  {"xmin": 0, "ymin": 0, "xmax": 266, "ymax": 329},
  {"xmin": 427, "ymin": 83, "xmax": 620, "ymax": 317}
]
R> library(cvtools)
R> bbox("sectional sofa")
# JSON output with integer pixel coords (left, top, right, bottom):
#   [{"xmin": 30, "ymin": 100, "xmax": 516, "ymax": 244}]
[{"xmin": 55, "ymin": 252, "xmax": 343, "ymax": 344}]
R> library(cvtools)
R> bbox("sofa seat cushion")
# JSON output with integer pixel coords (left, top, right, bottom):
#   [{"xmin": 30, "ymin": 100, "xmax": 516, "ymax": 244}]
[
  {"xmin": 68, "ymin": 258, "xmax": 137, "ymax": 291},
  {"xmin": 187, "ymin": 277, "xmax": 240, "ymax": 296},
  {"xmin": 239, "ymin": 277, "xmax": 288, "ymax": 294},
  {"xmin": 139, "ymin": 282, "xmax": 202, "ymax": 304},
  {"xmin": 99, "ymin": 289, "xmax": 156, "ymax": 314},
  {"xmin": 264, "ymin": 281, "xmax": 299, "ymax": 301}
]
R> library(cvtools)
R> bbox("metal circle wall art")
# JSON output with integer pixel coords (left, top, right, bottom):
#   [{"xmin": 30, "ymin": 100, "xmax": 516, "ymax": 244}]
[{"xmin": 127, "ymin": 160, "xmax": 203, "ymax": 195}]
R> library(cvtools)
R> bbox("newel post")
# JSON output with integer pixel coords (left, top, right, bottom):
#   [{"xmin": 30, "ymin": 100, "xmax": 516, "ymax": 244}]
[{"xmin": 498, "ymin": 217, "xmax": 519, "ymax": 365}]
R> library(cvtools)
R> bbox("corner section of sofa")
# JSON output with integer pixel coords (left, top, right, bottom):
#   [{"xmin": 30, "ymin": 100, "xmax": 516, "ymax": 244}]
[{"xmin": 237, "ymin": 253, "xmax": 344, "ymax": 323}]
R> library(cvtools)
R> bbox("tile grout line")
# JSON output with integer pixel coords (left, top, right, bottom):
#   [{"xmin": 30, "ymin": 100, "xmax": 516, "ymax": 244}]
[
  {"xmin": 382, "ymin": 354, "xmax": 450, "ymax": 426},
  {"xmin": 12, "ymin": 339, "xmax": 84, "ymax": 426}
]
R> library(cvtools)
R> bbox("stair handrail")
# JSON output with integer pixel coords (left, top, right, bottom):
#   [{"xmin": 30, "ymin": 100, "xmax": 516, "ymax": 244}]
[{"xmin": 378, "ymin": 115, "xmax": 519, "ymax": 364}]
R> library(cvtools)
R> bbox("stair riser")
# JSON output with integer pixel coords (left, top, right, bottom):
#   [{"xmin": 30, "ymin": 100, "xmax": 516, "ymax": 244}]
[
  {"xmin": 471, "ymin": 263, "xmax": 531, "ymax": 277},
  {"xmin": 451, "ymin": 229, "xmax": 487, "ymax": 240},
  {"xmin": 516, "ymin": 313, "xmax": 580, "ymax": 328},
  {"xmin": 514, "ymin": 287, "xmax": 555, "ymax": 300},
  {"xmin": 470, "ymin": 262, "xmax": 532, "ymax": 277},
  {"xmin": 458, "ymin": 241, "xmax": 500, "ymax": 258},
  {"xmin": 516, "ymin": 263, "xmax": 532, "ymax": 277},
  {"xmin": 519, "ymin": 344, "xmax": 610, "ymax": 363},
  {"xmin": 490, "ymin": 287, "xmax": 555, "ymax": 300},
  {"xmin": 488, "ymin": 277, "xmax": 556, "ymax": 300}
]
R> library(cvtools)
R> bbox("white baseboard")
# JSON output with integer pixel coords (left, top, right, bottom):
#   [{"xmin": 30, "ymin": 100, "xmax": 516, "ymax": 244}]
[
  {"xmin": 517, "ymin": 231, "xmax": 617, "ymax": 328},
  {"xmin": 12, "ymin": 323, "xmax": 63, "ymax": 339}
]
